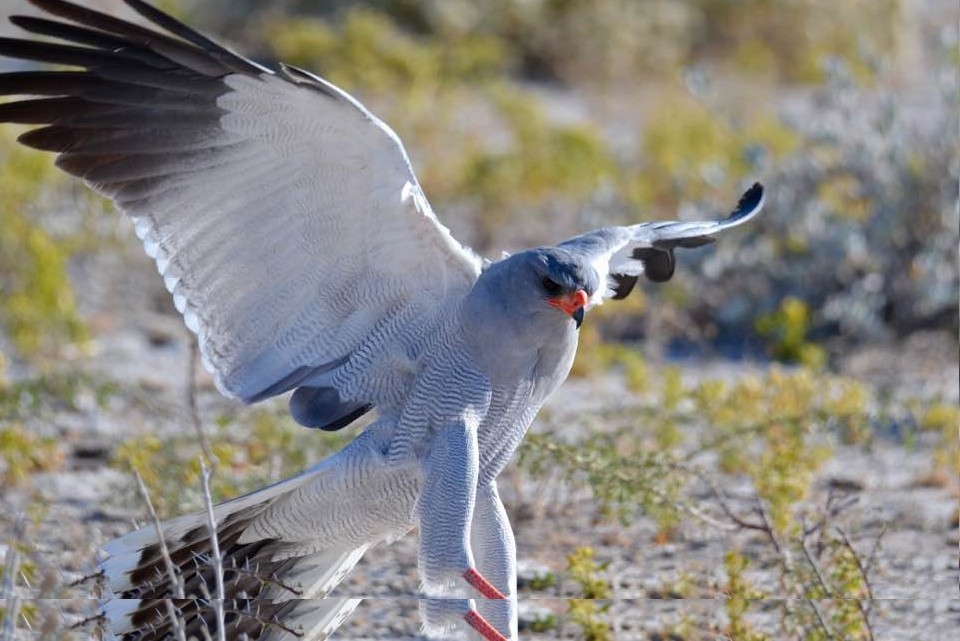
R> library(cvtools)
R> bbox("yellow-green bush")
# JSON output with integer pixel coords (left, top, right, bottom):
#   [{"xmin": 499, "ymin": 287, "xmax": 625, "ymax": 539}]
[
  {"xmin": 0, "ymin": 132, "xmax": 87, "ymax": 362},
  {"xmin": 113, "ymin": 407, "xmax": 350, "ymax": 517},
  {"xmin": 266, "ymin": 9, "xmax": 506, "ymax": 97},
  {"xmin": 524, "ymin": 367, "xmax": 872, "ymax": 534},
  {"xmin": 691, "ymin": 0, "xmax": 902, "ymax": 83},
  {"xmin": 0, "ymin": 423, "xmax": 63, "ymax": 485},
  {"xmin": 755, "ymin": 297, "xmax": 827, "ymax": 368},
  {"xmin": 628, "ymin": 92, "xmax": 798, "ymax": 214},
  {"xmin": 723, "ymin": 550, "xmax": 768, "ymax": 641},
  {"xmin": 565, "ymin": 547, "xmax": 613, "ymax": 641},
  {"xmin": 697, "ymin": 368, "xmax": 834, "ymax": 531},
  {"xmin": 919, "ymin": 402, "xmax": 960, "ymax": 478}
]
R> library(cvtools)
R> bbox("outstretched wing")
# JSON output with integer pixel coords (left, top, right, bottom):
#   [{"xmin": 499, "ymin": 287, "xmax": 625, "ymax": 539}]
[
  {"xmin": 0, "ymin": 0, "xmax": 482, "ymax": 402},
  {"xmin": 560, "ymin": 183, "xmax": 765, "ymax": 305}
]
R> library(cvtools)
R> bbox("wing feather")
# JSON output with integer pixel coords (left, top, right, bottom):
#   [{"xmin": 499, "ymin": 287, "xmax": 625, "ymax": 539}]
[
  {"xmin": 0, "ymin": 0, "xmax": 482, "ymax": 403},
  {"xmin": 560, "ymin": 183, "xmax": 765, "ymax": 305}
]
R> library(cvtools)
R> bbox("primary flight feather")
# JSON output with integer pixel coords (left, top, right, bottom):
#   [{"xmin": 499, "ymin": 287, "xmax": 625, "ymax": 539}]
[{"xmin": 0, "ymin": 1, "xmax": 765, "ymax": 639}]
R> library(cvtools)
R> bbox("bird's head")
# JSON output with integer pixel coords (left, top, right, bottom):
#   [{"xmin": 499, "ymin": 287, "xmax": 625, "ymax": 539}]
[{"xmin": 477, "ymin": 247, "xmax": 598, "ymax": 330}]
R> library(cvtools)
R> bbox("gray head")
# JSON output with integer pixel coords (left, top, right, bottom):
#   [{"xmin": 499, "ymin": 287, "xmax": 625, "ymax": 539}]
[{"xmin": 473, "ymin": 246, "xmax": 599, "ymax": 329}]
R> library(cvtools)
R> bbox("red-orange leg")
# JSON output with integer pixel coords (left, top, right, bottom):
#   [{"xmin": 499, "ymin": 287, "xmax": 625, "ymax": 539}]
[
  {"xmin": 464, "ymin": 609, "xmax": 509, "ymax": 641},
  {"xmin": 463, "ymin": 567, "xmax": 507, "ymax": 599}
]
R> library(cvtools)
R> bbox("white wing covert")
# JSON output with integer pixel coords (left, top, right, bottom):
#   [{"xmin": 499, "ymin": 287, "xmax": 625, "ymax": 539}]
[{"xmin": 0, "ymin": 0, "xmax": 481, "ymax": 402}]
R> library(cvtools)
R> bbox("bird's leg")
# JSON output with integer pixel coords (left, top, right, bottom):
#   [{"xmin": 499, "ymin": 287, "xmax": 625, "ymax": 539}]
[
  {"xmin": 418, "ymin": 418, "xmax": 511, "ymax": 640},
  {"xmin": 421, "ymin": 599, "xmax": 508, "ymax": 641},
  {"xmin": 468, "ymin": 481, "xmax": 517, "ymax": 639},
  {"xmin": 465, "ymin": 608, "xmax": 510, "ymax": 641},
  {"xmin": 463, "ymin": 567, "xmax": 507, "ymax": 598}
]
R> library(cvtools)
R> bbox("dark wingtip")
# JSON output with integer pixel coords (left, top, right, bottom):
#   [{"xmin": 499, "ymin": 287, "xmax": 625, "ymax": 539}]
[
  {"xmin": 729, "ymin": 182, "xmax": 764, "ymax": 221},
  {"xmin": 609, "ymin": 273, "xmax": 639, "ymax": 300}
]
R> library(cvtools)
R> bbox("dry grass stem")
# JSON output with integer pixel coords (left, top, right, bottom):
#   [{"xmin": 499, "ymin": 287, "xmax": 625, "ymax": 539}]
[
  {"xmin": 200, "ymin": 459, "xmax": 226, "ymax": 641},
  {"xmin": 134, "ymin": 470, "xmax": 185, "ymax": 599},
  {"xmin": 188, "ymin": 339, "xmax": 216, "ymax": 468}
]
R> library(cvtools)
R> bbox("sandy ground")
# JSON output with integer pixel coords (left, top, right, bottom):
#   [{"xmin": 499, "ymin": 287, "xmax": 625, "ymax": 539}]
[{"xmin": 1, "ymin": 241, "xmax": 957, "ymax": 640}]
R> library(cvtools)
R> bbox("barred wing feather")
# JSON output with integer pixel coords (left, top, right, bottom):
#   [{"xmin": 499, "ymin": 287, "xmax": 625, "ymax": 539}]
[{"xmin": 0, "ymin": 0, "xmax": 482, "ymax": 402}]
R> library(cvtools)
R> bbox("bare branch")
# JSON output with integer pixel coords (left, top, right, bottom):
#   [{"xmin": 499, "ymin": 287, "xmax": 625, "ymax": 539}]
[
  {"xmin": 163, "ymin": 599, "xmax": 188, "ymax": 641},
  {"xmin": 755, "ymin": 499, "xmax": 786, "ymax": 562},
  {"xmin": 191, "ymin": 555, "xmax": 304, "ymax": 597},
  {"xmin": 860, "ymin": 523, "xmax": 888, "ymax": 578},
  {"xmin": 188, "ymin": 339, "xmax": 217, "ymax": 468},
  {"xmin": 1, "ymin": 597, "xmax": 20, "ymax": 641},
  {"xmin": 2, "ymin": 515, "xmax": 25, "ymax": 641},
  {"xmin": 200, "ymin": 459, "xmax": 226, "ymax": 641},
  {"xmin": 835, "ymin": 527, "xmax": 878, "ymax": 641},
  {"xmin": 799, "ymin": 536, "xmax": 832, "ymax": 597},
  {"xmin": 134, "ymin": 471, "xmax": 185, "ymax": 598},
  {"xmin": 806, "ymin": 599, "xmax": 837, "ymax": 641},
  {"xmin": 835, "ymin": 527, "xmax": 874, "ymax": 600},
  {"xmin": 678, "ymin": 464, "xmax": 768, "ymax": 532},
  {"xmin": 68, "ymin": 569, "xmax": 106, "ymax": 590},
  {"xmin": 222, "ymin": 607, "xmax": 305, "ymax": 637}
]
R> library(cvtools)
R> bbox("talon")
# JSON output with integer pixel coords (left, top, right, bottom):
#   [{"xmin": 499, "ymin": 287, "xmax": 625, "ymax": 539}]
[
  {"xmin": 463, "ymin": 567, "xmax": 506, "ymax": 599},
  {"xmin": 465, "ymin": 609, "xmax": 508, "ymax": 641}
]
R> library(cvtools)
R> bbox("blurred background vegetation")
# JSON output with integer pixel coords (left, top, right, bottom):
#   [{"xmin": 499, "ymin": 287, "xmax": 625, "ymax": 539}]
[
  {"xmin": 1, "ymin": 0, "xmax": 956, "ymax": 370},
  {"xmin": 0, "ymin": 0, "xmax": 958, "ymax": 639}
]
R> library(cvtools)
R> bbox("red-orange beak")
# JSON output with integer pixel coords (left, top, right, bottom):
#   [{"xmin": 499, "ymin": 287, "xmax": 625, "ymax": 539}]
[{"xmin": 548, "ymin": 289, "xmax": 589, "ymax": 327}]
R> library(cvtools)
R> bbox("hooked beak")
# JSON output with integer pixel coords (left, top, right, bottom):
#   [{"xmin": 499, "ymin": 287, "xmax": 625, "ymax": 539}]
[
  {"xmin": 572, "ymin": 306, "xmax": 585, "ymax": 329},
  {"xmin": 548, "ymin": 289, "xmax": 589, "ymax": 329}
]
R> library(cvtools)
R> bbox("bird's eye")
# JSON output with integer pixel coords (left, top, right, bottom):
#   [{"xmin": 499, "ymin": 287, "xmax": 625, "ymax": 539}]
[{"xmin": 541, "ymin": 276, "xmax": 562, "ymax": 295}]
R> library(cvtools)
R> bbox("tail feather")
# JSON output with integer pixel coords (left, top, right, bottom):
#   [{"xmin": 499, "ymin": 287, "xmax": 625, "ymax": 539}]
[
  {"xmin": 104, "ymin": 597, "xmax": 363, "ymax": 641},
  {"xmin": 103, "ymin": 466, "xmax": 318, "ymax": 560},
  {"xmin": 102, "ymin": 471, "xmax": 312, "ymax": 597},
  {"xmin": 101, "ymin": 463, "xmax": 370, "ymax": 640}
]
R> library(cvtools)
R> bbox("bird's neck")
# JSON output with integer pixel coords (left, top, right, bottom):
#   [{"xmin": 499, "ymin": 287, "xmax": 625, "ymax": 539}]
[{"xmin": 460, "ymin": 287, "xmax": 578, "ymax": 388}]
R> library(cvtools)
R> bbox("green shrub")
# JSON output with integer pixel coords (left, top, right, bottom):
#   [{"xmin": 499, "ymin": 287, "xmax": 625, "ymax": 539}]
[
  {"xmin": 565, "ymin": 547, "xmax": 613, "ymax": 641},
  {"xmin": 723, "ymin": 550, "xmax": 768, "ymax": 641},
  {"xmin": 0, "ymin": 423, "xmax": 63, "ymax": 485},
  {"xmin": 112, "ymin": 407, "xmax": 350, "ymax": 517},
  {"xmin": 755, "ymin": 297, "xmax": 827, "ymax": 368},
  {"xmin": 0, "ymin": 132, "xmax": 87, "ymax": 362}
]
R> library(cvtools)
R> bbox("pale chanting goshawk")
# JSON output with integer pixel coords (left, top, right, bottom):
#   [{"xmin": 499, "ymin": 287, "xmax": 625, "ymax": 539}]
[{"xmin": 0, "ymin": 1, "xmax": 765, "ymax": 639}]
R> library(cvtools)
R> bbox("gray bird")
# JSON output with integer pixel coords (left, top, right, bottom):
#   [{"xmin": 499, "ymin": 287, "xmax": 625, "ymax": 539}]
[{"xmin": 0, "ymin": 1, "xmax": 765, "ymax": 639}]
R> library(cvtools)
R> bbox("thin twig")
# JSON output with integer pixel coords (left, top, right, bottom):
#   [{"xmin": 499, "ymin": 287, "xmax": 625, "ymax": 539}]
[
  {"xmin": 67, "ymin": 569, "xmax": 106, "ymax": 589},
  {"xmin": 0, "ymin": 596, "xmax": 20, "ymax": 641},
  {"xmin": 835, "ymin": 527, "xmax": 874, "ymax": 600},
  {"xmin": 755, "ymin": 499, "xmax": 786, "ymax": 561},
  {"xmin": 679, "ymin": 464, "xmax": 768, "ymax": 532},
  {"xmin": 799, "ymin": 536, "xmax": 832, "ymax": 597},
  {"xmin": 2, "ymin": 517, "xmax": 22, "ymax": 600},
  {"xmin": 67, "ymin": 612, "xmax": 107, "ymax": 631},
  {"xmin": 835, "ymin": 527, "xmax": 878, "ymax": 641},
  {"xmin": 676, "ymin": 498, "xmax": 740, "ymax": 531},
  {"xmin": 190, "ymin": 555, "xmax": 304, "ymax": 597},
  {"xmin": 2, "ymin": 515, "xmax": 24, "ymax": 641},
  {"xmin": 806, "ymin": 599, "xmax": 837, "ymax": 641},
  {"xmin": 163, "ymin": 599, "xmax": 188, "ymax": 641},
  {"xmin": 134, "ymin": 471, "xmax": 185, "ymax": 598},
  {"xmin": 200, "ymin": 459, "xmax": 226, "ymax": 641},
  {"xmin": 860, "ymin": 523, "xmax": 888, "ymax": 578},
  {"xmin": 222, "ymin": 608, "xmax": 304, "ymax": 637},
  {"xmin": 188, "ymin": 339, "xmax": 217, "ymax": 468}
]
